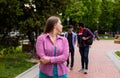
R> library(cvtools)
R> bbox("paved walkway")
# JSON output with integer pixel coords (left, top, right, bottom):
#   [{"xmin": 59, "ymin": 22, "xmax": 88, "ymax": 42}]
[
  {"xmin": 16, "ymin": 40, "xmax": 120, "ymax": 78},
  {"xmin": 69, "ymin": 40, "xmax": 120, "ymax": 78}
]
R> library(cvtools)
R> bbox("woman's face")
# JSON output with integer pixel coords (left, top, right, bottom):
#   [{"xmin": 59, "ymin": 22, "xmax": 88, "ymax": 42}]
[{"xmin": 55, "ymin": 19, "xmax": 63, "ymax": 33}]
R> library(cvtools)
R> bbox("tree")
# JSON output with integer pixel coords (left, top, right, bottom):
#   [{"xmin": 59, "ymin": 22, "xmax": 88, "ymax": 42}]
[
  {"xmin": 63, "ymin": 0, "xmax": 101, "ymax": 30},
  {"xmin": 0, "ymin": 0, "xmax": 23, "ymax": 34},
  {"xmin": 82, "ymin": 0, "xmax": 101, "ymax": 29},
  {"xmin": 19, "ymin": 0, "xmax": 70, "ymax": 57},
  {"xmin": 112, "ymin": 0, "xmax": 120, "ymax": 33},
  {"xmin": 0, "ymin": 0, "xmax": 23, "ymax": 46},
  {"xmin": 34, "ymin": 0, "xmax": 70, "ymax": 26},
  {"xmin": 99, "ymin": 0, "xmax": 114, "ymax": 33}
]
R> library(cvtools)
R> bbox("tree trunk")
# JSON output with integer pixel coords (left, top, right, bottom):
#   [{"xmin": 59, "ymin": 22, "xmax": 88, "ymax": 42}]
[{"xmin": 27, "ymin": 30, "xmax": 36, "ymax": 58}]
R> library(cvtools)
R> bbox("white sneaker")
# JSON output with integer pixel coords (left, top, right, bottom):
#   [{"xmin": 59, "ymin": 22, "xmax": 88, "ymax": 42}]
[
  {"xmin": 84, "ymin": 69, "xmax": 88, "ymax": 74},
  {"xmin": 78, "ymin": 68, "xmax": 84, "ymax": 72}
]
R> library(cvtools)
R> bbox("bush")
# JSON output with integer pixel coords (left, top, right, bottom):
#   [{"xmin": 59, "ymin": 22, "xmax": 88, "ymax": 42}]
[
  {"xmin": 0, "ymin": 37, "xmax": 19, "ymax": 47},
  {"xmin": 114, "ymin": 38, "xmax": 120, "ymax": 40},
  {"xmin": 0, "ymin": 46, "xmax": 23, "ymax": 57},
  {"xmin": 115, "ymin": 51, "xmax": 120, "ymax": 57},
  {"xmin": 0, "ymin": 52, "xmax": 35, "ymax": 78}
]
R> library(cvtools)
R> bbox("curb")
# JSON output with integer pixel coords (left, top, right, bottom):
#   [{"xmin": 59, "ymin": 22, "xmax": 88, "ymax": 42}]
[
  {"xmin": 106, "ymin": 51, "xmax": 120, "ymax": 72},
  {"xmin": 15, "ymin": 63, "xmax": 39, "ymax": 78}
]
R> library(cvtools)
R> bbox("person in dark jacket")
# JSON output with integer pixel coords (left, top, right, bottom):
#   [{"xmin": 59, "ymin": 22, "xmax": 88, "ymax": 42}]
[
  {"xmin": 94, "ymin": 30, "xmax": 100, "ymax": 40},
  {"xmin": 77, "ymin": 22, "xmax": 94, "ymax": 74},
  {"xmin": 65, "ymin": 25, "xmax": 77, "ymax": 70}
]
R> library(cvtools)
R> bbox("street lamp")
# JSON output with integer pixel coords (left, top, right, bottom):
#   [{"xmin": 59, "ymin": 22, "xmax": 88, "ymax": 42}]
[
  {"xmin": 67, "ymin": 17, "xmax": 70, "ymax": 26},
  {"xmin": 96, "ymin": 21, "xmax": 99, "ymax": 31},
  {"xmin": 106, "ymin": 23, "xmax": 109, "ymax": 32}
]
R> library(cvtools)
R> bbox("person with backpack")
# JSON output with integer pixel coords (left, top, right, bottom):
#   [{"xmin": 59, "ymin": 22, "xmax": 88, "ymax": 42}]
[{"xmin": 77, "ymin": 22, "xmax": 94, "ymax": 74}]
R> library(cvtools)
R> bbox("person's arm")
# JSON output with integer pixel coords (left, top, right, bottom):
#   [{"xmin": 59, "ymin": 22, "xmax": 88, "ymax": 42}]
[
  {"xmin": 83, "ymin": 28, "xmax": 94, "ymax": 40},
  {"xmin": 87, "ymin": 29, "xmax": 94, "ymax": 39},
  {"xmin": 36, "ymin": 35, "xmax": 46, "ymax": 58},
  {"xmin": 50, "ymin": 38, "xmax": 69, "ymax": 64},
  {"xmin": 36, "ymin": 35, "xmax": 51, "ymax": 64}
]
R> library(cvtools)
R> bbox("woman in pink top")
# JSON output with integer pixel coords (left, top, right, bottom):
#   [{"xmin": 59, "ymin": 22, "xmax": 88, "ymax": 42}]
[{"xmin": 36, "ymin": 16, "xmax": 69, "ymax": 78}]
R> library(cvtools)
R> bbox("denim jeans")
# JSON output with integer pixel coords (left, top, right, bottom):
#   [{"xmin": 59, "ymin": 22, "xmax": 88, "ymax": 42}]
[
  {"xmin": 79, "ymin": 46, "xmax": 89, "ymax": 69},
  {"xmin": 67, "ymin": 48, "xmax": 75, "ymax": 68}
]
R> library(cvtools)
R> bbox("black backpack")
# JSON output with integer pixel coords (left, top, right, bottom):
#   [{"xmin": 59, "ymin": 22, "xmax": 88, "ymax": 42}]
[{"xmin": 84, "ymin": 28, "xmax": 93, "ymax": 45}]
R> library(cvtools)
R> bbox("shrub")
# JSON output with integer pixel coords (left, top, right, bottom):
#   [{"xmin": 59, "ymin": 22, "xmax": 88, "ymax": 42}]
[
  {"xmin": 0, "ymin": 46, "xmax": 23, "ymax": 57},
  {"xmin": 115, "ymin": 51, "xmax": 120, "ymax": 57},
  {"xmin": 0, "ymin": 37, "xmax": 19, "ymax": 47},
  {"xmin": 0, "ymin": 52, "xmax": 35, "ymax": 78}
]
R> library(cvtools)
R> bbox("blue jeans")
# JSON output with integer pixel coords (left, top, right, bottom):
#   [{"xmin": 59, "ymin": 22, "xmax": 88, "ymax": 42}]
[{"xmin": 79, "ymin": 46, "xmax": 89, "ymax": 69}]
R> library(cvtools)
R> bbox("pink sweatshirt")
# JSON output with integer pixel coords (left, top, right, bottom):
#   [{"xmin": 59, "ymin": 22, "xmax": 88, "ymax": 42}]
[{"xmin": 36, "ymin": 33, "xmax": 69, "ymax": 76}]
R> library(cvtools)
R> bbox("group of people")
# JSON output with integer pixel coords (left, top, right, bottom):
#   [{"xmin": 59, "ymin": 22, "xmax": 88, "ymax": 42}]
[{"xmin": 36, "ymin": 16, "xmax": 94, "ymax": 78}]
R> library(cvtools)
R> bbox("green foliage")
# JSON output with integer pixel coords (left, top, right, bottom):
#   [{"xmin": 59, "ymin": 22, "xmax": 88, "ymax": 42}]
[
  {"xmin": 0, "ymin": 37, "xmax": 19, "ymax": 47},
  {"xmin": 1, "ymin": 0, "xmax": 120, "ymax": 58},
  {"xmin": 0, "ymin": 45, "xmax": 35, "ymax": 78},
  {"xmin": 0, "ymin": 52, "xmax": 36, "ymax": 78},
  {"xmin": 0, "ymin": 0, "xmax": 23, "ymax": 33},
  {"xmin": 63, "ymin": 0, "xmax": 101, "ymax": 29},
  {"xmin": 114, "ymin": 38, "xmax": 120, "ymax": 40},
  {"xmin": 82, "ymin": 0, "xmax": 101, "ymax": 28},
  {"xmin": 0, "ymin": 46, "xmax": 22, "ymax": 57},
  {"xmin": 19, "ymin": 0, "xmax": 70, "ymax": 57},
  {"xmin": 99, "ymin": 0, "xmax": 114, "ymax": 32},
  {"xmin": 115, "ymin": 51, "xmax": 120, "ymax": 57},
  {"xmin": 112, "ymin": 0, "xmax": 120, "ymax": 32},
  {"xmin": 100, "ymin": 37, "xmax": 114, "ymax": 40},
  {"xmin": 63, "ymin": 0, "xmax": 120, "ymax": 33},
  {"xmin": 64, "ymin": 1, "xmax": 84, "ymax": 22},
  {"xmin": 34, "ymin": 0, "xmax": 70, "ymax": 25}
]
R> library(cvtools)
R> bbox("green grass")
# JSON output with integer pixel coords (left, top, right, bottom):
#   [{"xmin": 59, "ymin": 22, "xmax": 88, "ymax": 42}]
[
  {"xmin": 0, "ymin": 53, "xmax": 37, "ymax": 78},
  {"xmin": 99, "ymin": 37, "xmax": 115, "ymax": 40},
  {"xmin": 115, "ymin": 51, "xmax": 120, "ymax": 57},
  {"xmin": 114, "ymin": 38, "xmax": 120, "ymax": 40}
]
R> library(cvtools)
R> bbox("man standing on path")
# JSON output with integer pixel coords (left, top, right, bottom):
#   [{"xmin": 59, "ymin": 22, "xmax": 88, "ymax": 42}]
[
  {"xmin": 65, "ymin": 25, "xmax": 77, "ymax": 70},
  {"xmin": 77, "ymin": 22, "xmax": 94, "ymax": 74}
]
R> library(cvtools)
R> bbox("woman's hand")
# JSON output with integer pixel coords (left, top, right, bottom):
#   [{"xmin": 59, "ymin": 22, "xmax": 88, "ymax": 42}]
[{"xmin": 40, "ymin": 57, "xmax": 50, "ymax": 64}]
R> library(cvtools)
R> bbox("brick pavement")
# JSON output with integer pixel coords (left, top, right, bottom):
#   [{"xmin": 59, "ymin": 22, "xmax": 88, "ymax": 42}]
[
  {"xmin": 68, "ymin": 40, "xmax": 120, "ymax": 78},
  {"xmin": 16, "ymin": 40, "xmax": 120, "ymax": 78}
]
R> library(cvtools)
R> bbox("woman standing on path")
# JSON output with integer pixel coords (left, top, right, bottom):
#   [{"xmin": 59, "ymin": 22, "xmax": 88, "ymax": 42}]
[{"xmin": 36, "ymin": 16, "xmax": 69, "ymax": 78}]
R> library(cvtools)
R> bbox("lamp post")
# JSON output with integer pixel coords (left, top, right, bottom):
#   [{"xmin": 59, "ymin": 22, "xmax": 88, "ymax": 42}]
[
  {"xmin": 96, "ymin": 21, "xmax": 99, "ymax": 31},
  {"xmin": 106, "ymin": 23, "xmax": 109, "ymax": 35},
  {"xmin": 67, "ymin": 17, "xmax": 70, "ymax": 26},
  {"xmin": 106, "ymin": 23, "xmax": 108, "ymax": 31}
]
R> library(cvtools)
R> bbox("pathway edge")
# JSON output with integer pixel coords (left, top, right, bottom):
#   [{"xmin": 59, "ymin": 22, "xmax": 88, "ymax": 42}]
[{"xmin": 106, "ymin": 51, "xmax": 120, "ymax": 72}]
